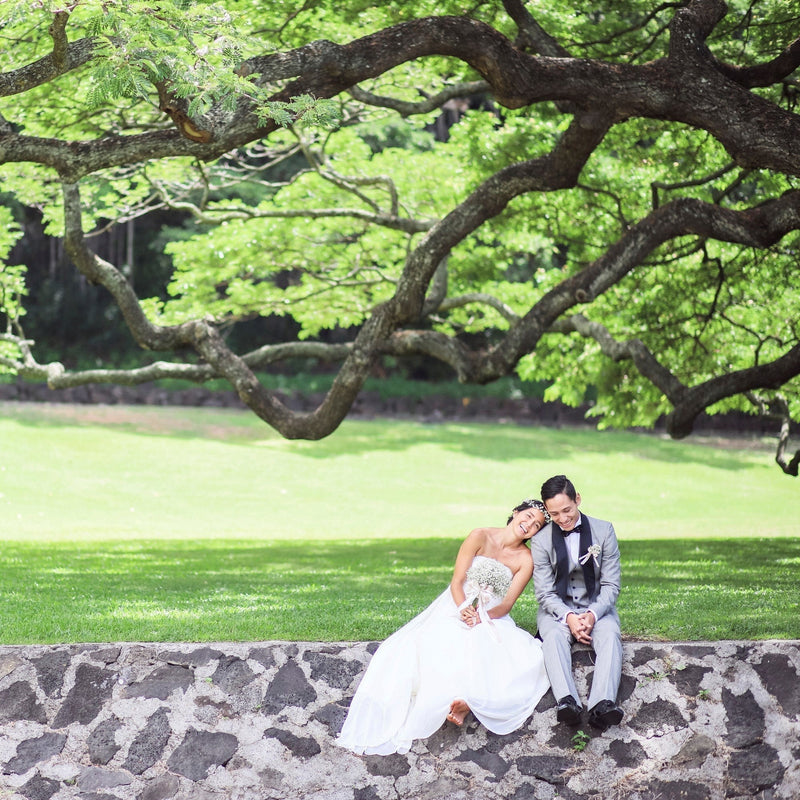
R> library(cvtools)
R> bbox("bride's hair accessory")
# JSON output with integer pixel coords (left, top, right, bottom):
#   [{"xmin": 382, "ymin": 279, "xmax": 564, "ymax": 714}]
[{"xmin": 507, "ymin": 498, "xmax": 550, "ymax": 524}]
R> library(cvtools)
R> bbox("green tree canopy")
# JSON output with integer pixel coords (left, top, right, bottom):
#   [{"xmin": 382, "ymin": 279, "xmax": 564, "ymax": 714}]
[{"xmin": 1, "ymin": 0, "xmax": 799, "ymax": 474}]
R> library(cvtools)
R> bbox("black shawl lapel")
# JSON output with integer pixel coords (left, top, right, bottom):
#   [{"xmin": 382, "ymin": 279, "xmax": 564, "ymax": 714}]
[
  {"xmin": 551, "ymin": 525, "xmax": 570, "ymax": 602},
  {"xmin": 579, "ymin": 517, "xmax": 596, "ymax": 600}
]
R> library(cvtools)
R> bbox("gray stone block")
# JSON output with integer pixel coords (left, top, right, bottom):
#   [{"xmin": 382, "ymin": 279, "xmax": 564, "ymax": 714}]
[
  {"xmin": 363, "ymin": 752, "xmax": 410, "ymax": 777},
  {"xmin": 18, "ymin": 773, "xmax": 60, "ymax": 800},
  {"xmin": 158, "ymin": 647, "xmax": 222, "ymax": 668},
  {"xmin": 674, "ymin": 734, "xmax": 716, "ymax": 767},
  {"xmin": 261, "ymin": 659, "xmax": 316, "ymax": 713},
  {"xmin": 137, "ymin": 772, "xmax": 181, "ymax": 800},
  {"xmin": 515, "ymin": 754, "xmax": 573, "ymax": 785},
  {"xmin": 727, "ymin": 742, "xmax": 786, "ymax": 795},
  {"xmin": 723, "ymin": 687, "xmax": 764, "ymax": 748},
  {"xmin": 671, "ymin": 663, "xmax": 712, "ymax": 697},
  {"xmin": 263, "ymin": 726, "xmax": 321, "ymax": 759},
  {"xmin": 210, "ymin": 655, "xmax": 256, "ymax": 693},
  {"xmin": 30, "ymin": 650, "xmax": 72, "ymax": 697},
  {"xmin": 3, "ymin": 731, "xmax": 67, "ymax": 775},
  {"xmin": 607, "ymin": 737, "xmax": 647, "ymax": 768},
  {"xmin": 53, "ymin": 664, "xmax": 115, "ymax": 728},
  {"xmin": 0, "ymin": 681, "xmax": 46, "ymax": 724},
  {"xmin": 87, "ymin": 717, "xmax": 123, "ymax": 765},
  {"xmin": 311, "ymin": 699, "xmax": 349, "ymax": 734},
  {"xmin": 753, "ymin": 652, "xmax": 800, "ymax": 716},
  {"xmin": 629, "ymin": 699, "xmax": 689, "ymax": 735},
  {"xmin": 121, "ymin": 665, "xmax": 193, "ymax": 701},
  {"xmin": 303, "ymin": 650, "xmax": 363, "ymax": 689},
  {"xmin": 248, "ymin": 646, "xmax": 277, "ymax": 670},
  {"xmin": 166, "ymin": 729, "xmax": 238, "ymax": 781},
  {"xmin": 77, "ymin": 766, "xmax": 134, "ymax": 791},
  {"xmin": 455, "ymin": 747, "xmax": 510, "ymax": 781},
  {"xmin": 123, "ymin": 707, "xmax": 172, "ymax": 775}
]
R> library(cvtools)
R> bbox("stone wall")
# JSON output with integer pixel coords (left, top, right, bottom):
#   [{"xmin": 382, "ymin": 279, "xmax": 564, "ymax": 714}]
[{"xmin": 1, "ymin": 640, "xmax": 798, "ymax": 800}]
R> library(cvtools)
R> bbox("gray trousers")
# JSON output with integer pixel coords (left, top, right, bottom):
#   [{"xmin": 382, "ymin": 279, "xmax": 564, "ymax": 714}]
[{"xmin": 537, "ymin": 610, "xmax": 623, "ymax": 709}]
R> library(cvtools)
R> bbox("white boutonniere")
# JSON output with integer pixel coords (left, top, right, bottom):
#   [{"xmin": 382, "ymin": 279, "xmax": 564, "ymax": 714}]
[{"xmin": 579, "ymin": 543, "xmax": 601, "ymax": 568}]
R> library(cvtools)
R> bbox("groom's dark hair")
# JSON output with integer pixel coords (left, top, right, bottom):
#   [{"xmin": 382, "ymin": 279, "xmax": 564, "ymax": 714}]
[{"xmin": 540, "ymin": 474, "xmax": 577, "ymax": 502}]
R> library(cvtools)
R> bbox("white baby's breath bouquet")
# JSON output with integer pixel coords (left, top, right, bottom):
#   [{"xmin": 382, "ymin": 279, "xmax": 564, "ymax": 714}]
[{"xmin": 465, "ymin": 559, "xmax": 512, "ymax": 599}]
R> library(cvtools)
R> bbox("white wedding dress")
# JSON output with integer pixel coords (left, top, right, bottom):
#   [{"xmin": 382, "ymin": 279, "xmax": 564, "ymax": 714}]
[{"xmin": 336, "ymin": 556, "xmax": 550, "ymax": 755}]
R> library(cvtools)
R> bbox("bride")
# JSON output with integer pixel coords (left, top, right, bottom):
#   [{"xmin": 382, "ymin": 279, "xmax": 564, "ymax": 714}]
[{"xmin": 336, "ymin": 499, "xmax": 551, "ymax": 755}]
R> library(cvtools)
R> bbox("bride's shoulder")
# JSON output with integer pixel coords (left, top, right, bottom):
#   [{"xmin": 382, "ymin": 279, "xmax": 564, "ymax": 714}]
[
  {"xmin": 465, "ymin": 525, "xmax": 499, "ymax": 545},
  {"xmin": 510, "ymin": 546, "xmax": 534, "ymax": 574}
]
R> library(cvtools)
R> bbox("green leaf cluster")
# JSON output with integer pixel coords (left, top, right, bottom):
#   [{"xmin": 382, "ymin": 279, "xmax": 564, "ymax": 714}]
[
  {"xmin": 0, "ymin": 0, "xmax": 799, "ymax": 443},
  {"xmin": 0, "ymin": 204, "xmax": 26, "ymax": 371}
]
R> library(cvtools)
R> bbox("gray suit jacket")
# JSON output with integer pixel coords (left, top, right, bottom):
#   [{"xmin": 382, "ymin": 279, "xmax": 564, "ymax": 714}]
[{"xmin": 532, "ymin": 513, "xmax": 621, "ymax": 624}]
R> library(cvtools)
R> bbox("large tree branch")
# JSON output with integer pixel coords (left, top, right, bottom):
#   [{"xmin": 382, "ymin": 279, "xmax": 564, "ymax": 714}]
[
  {"xmin": 2, "ymin": 2, "xmax": 800, "ymax": 180},
  {"xmin": 60, "ymin": 181, "xmax": 346, "ymax": 436},
  {"xmin": 666, "ymin": 344, "xmax": 800, "ymax": 438},
  {"xmin": 552, "ymin": 316, "xmax": 800, "ymax": 469},
  {"xmin": 29, "ymin": 180, "xmax": 800, "ymax": 448},
  {"xmin": 0, "ymin": 34, "xmax": 98, "ymax": 96},
  {"xmin": 61, "ymin": 182, "xmax": 198, "ymax": 353},
  {"xmin": 42, "ymin": 105, "xmax": 611, "ymax": 436},
  {"xmin": 762, "ymin": 395, "xmax": 800, "ymax": 477},
  {"xmin": 385, "ymin": 178, "xmax": 800, "ymax": 399},
  {"xmin": 501, "ymin": 0, "xmax": 572, "ymax": 57},
  {"xmin": 163, "ymin": 111, "xmax": 614, "ymax": 436},
  {"xmin": 388, "ymin": 111, "xmax": 613, "ymax": 326},
  {"xmin": 152, "ymin": 198, "xmax": 433, "ymax": 234},
  {"xmin": 474, "ymin": 189, "xmax": 800, "ymax": 381},
  {"xmin": 253, "ymin": 112, "xmax": 612, "ymax": 400},
  {"xmin": 552, "ymin": 313, "xmax": 800, "ymax": 441},
  {"xmin": 1, "ymin": 339, "xmax": 353, "ymax": 387},
  {"xmin": 714, "ymin": 38, "xmax": 800, "ymax": 88},
  {"xmin": 551, "ymin": 314, "xmax": 687, "ymax": 402},
  {"xmin": 348, "ymin": 81, "xmax": 490, "ymax": 116}
]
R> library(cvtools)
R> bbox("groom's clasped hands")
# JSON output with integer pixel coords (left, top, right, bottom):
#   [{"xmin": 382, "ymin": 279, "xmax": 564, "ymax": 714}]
[{"xmin": 566, "ymin": 611, "xmax": 595, "ymax": 645}]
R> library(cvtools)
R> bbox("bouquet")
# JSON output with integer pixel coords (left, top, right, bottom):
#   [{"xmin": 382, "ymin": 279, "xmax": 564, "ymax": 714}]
[{"xmin": 465, "ymin": 559, "xmax": 512, "ymax": 600}]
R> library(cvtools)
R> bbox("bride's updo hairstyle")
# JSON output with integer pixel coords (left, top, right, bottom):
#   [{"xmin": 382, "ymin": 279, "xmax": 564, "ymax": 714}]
[{"xmin": 507, "ymin": 498, "xmax": 550, "ymax": 525}]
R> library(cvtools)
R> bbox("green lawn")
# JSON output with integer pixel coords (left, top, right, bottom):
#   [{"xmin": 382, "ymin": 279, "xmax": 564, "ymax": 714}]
[{"xmin": 1, "ymin": 401, "xmax": 797, "ymax": 643}]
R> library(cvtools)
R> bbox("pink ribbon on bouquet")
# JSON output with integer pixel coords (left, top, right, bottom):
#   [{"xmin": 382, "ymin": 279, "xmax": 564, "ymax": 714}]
[{"xmin": 458, "ymin": 579, "xmax": 501, "ymax": 642}]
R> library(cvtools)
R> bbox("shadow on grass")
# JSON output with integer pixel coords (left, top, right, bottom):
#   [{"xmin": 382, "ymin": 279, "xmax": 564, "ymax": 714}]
[
  {"xmin": 3, "ymin": 401, "xmax": 767, "ymax": 471},
  {"xmin": 2, "ymin": 537, "xmax": 797, "ymax": 644}
]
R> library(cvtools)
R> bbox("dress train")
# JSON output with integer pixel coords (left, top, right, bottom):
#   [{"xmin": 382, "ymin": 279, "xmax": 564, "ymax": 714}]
[{"xmin": 336, "ymin": 556, "xmax": 549, "ymax": 755}]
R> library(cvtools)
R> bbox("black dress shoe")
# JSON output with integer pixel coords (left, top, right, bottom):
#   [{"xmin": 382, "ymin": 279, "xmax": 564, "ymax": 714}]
[
  {"xmin": 555, "ymin": 695, "xmax": 582, "ymax": 725},
  {"xmin": 588, "ymin": 700, "xmax": 624, "ymax": 730}
]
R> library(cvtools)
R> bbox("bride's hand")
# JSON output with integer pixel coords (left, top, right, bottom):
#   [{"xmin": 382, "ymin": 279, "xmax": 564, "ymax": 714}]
[{"xmin": 460, "ymin": 607, "xmax": 479, "ymax": 626}]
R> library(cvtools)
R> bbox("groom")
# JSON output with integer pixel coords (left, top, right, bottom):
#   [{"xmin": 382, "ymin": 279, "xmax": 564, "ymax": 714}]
[{"xmin": 531, "ymin": 475, "xmax": 624, "ymax": 730}]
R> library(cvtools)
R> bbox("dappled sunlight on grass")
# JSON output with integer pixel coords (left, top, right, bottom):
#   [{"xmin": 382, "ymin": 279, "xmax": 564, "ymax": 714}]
[
  {"xmin": 2, "ymin": 405, "xmax": 797, "ymax": 643},
  {"xmin": 618, "ymin": 538, "xmax": 800, "ymax": 640},
  {"xmin": 0, "ymin": 537, "xmax": 797, "ymax": 644}
]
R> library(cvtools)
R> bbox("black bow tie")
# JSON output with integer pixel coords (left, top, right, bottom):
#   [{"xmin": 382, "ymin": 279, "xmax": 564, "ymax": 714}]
[{"xmin": 562, "ymin": 525, "xmax": 581, "ymax": 536}]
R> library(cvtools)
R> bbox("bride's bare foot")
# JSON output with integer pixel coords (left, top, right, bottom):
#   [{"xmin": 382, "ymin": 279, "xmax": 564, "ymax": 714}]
[{"xmin": 447, "ymin": 699, "xmax": 470, "ymax": 726}]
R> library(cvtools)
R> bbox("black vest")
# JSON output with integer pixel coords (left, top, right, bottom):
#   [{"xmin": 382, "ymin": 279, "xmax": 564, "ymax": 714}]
[{"xmin": 551, "ymin": 517, "xmax": 596, "ymax": 603}]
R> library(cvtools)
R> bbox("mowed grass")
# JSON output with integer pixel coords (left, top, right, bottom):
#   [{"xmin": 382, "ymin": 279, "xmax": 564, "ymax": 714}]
[{"xmin": 0, "ymin": 401, "xmax": 797, "ymax": 643}]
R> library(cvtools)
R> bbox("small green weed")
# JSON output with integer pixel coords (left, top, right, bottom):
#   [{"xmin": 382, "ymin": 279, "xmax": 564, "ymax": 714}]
[{"xmin": 571, "ymin": 730, "xmax": 590, "ymax": 752}]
